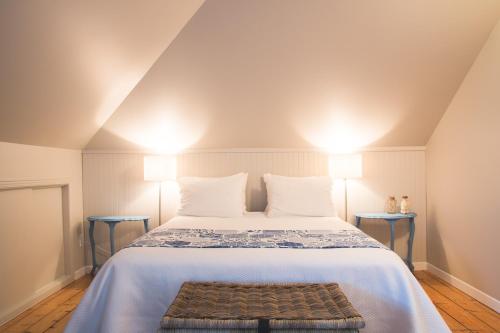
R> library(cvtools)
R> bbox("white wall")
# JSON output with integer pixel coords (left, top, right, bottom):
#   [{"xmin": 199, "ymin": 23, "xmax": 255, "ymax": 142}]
[
  {"xmin": 427, "ymin": 20, "xmax": 500, "ymax": 300},
  {"xmin": 0, "ymin": 142, "xmax": 83, "ymax": 324},
  {"xmin": 83, "ymin": 148, "xmax": 426, "ymax": 265}
]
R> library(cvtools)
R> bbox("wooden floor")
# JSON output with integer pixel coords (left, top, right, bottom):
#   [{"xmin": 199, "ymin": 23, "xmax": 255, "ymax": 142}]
[
  {"xmin": 414, "ymin": 271, "xmax": 499, "ymax": 333},
  {"xmin": 0, "ymin": 271, "xmax": 498, "ymax": 333},
  {"xmin": 0, "ymin": 276, "xmax": 91, "ymax": 333}
]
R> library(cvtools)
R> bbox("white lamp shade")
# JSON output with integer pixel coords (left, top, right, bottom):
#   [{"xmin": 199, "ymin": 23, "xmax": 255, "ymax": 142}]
[
  {"xmin": 330, "ymin": 153, "xmax": 363, "ymax": 179},
  {"xmin": 144, "ymin": 155, "xmax": 177, "ymax": 181}
]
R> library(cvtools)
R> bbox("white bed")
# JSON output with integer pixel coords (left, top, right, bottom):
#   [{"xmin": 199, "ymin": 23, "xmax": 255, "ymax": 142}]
[{"xmin": 66, "ymin": 213, "xmax": 450, "ymax": 333}]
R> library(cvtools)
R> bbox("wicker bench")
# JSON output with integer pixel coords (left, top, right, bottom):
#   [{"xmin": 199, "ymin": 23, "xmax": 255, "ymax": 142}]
[{"xmin": 159, "ymin": 282, "xmax": 365, "ymax": 333}]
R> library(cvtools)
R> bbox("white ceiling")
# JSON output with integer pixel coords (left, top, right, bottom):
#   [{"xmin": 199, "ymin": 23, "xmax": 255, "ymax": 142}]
[
  {"xmin": 86, "ymin": 0, "xmax": 500, "ymax": 152},
  {"xmin": 1, "ymin": 0, "xmax": 499, "ymax": 151},
  {"xmin": 0, "ymin": 0, "xmax": 204, "ymax": 148}
]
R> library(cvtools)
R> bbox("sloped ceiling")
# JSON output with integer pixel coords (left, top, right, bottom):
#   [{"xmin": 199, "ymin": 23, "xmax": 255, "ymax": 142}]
[
  {"xmin": 86, "ymin": 0, "xmax": 500, "ymax": 153},
  {"xmin": 0, "ymin": 0, "xmax": 204, "ymax": 149},
  {"xmin": 1, "ymin": 1, "xmax": 499, "ymax": 152}
]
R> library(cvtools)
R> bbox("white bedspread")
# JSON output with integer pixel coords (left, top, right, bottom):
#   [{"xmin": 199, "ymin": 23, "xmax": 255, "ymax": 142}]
[{"xmin": 66, "ymin": 213, "xmax": 450, "ymax": 333}]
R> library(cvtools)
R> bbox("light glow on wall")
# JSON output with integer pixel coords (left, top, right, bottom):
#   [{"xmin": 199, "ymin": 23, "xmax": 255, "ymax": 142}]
[
  {"xmin": 103, "ymin": 106, "xmax": 208, "ymax": 154},
  {"xmin": 293, "ymin": 106, "xmax": 397, "ymax": 153}
]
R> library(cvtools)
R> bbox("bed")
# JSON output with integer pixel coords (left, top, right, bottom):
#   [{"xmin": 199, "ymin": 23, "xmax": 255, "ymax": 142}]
[{"xmin": 66, "ymin": 213, "xmax": 450, "ymax": 333}]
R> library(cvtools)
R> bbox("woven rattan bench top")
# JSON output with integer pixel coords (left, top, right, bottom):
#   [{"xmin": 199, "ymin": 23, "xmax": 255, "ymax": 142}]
[{"xmin": 160, "ymin": 282, "xmax": 365, "ymax": 332}]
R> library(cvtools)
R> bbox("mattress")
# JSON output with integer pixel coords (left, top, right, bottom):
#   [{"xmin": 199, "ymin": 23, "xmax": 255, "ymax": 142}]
[{"xmin": 66, "ymin": 213, "xmax": 450, "ymax": 333}]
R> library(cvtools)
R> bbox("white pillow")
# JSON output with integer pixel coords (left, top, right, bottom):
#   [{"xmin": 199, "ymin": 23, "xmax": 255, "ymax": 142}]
[
  {"xmin": 177, "ymin": 173, "xmax": 248, "ymax": 217},
  {"xmin": 263, "ymin": 174, "xmax": 336, "ymax": 217}
]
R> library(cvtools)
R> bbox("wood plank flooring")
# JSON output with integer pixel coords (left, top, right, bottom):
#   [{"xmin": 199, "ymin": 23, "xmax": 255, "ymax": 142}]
[
  {"xmin": 0, "ymin": 271, "xmax": 498, "ymax": 332},
  {"xmin": 0, "ymin": 276, "xmax": 91, "ymax": 333},
  {"xmin": 414, "ymin": 271, "xmax": 499, "ymax": 333}
]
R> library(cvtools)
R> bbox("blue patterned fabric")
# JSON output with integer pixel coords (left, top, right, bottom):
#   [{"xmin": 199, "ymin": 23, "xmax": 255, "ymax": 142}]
[{"xmin": 127, "ymin": 228, "xmax": 387, "ymax": 250}]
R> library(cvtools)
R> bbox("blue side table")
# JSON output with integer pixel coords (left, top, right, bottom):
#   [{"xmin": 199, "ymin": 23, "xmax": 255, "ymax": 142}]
[
  {"xmin": 355, "ymin": 212, "xmax": 416, "ymax": 271},
  {"xmin": 87, "ymin": 215, "xmax": 150, "ymax": 275}
]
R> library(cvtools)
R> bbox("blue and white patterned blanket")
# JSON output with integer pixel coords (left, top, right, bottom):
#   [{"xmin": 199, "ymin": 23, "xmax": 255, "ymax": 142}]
[{"xmin": 127, "ymin": 228, "xmax": 386, "ymax": 249}]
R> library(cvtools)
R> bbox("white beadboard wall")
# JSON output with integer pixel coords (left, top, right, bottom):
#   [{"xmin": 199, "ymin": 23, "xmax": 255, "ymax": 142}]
[{"xmin": 83, "ymin": 149, "xmax": 426, "ymax": 265}]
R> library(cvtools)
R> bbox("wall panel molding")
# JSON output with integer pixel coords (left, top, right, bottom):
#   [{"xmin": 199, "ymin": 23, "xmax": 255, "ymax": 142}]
[
  {"xmin": 83, "ymin": 148, "xmax": 426, "ymax": 265},
  {"xmin": 0, "ymin": 142, "xmax": 83, "ymax": 327},
  {"xmin": 0, "ymin": 177, "xmax": 71, "ymax": 191},
  {"xmin": 83, "ymin": 146, "xmax": 426, "ymax": 155},
  {"xmin": 0, "ymin": 183, "xmax": 71, "ymax": 325}
]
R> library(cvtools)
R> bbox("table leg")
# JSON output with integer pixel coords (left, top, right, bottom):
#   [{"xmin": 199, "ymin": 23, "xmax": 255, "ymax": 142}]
[
  {"xmin": 109, "ymin": 222, "xmax": 116, "ymax": 256},
  {"xmin": 355, "ymin": 216, "xmax": 361, "ymax": 228},
  {"xmin": 143, "ymin": 218, "xmax": 149, "ymax": 233},
  {"xmin": 89, "ymin": 221, "xmax": 97, "ymax": 275},
  {"xmin": 407, "ymin": 218, "xmax": 415, "ymax": 271},
  {"xmin": 388, "ymin": 220, "xmax": 395, "ymax": 251}
]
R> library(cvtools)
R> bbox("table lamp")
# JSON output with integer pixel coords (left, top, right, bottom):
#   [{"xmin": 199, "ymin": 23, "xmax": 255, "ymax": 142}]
[
  {"xmin": 144, "ymin": 155, "xmax": 177, "ymax": 225},
  {"xmin": 330, "ymin": 153, "xmax": 363, "ymax": 221}
]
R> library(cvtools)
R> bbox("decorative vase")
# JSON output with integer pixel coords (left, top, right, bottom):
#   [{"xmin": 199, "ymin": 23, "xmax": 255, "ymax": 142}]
[
  {"xmin": 385, "ymin": 196, "xmax": 397, "ymax": 214},
  {"xmin": 400, "ymin": 195, "xmax": 410, "ymax": 214},
  {"xmin": 385, "ymin": 196, "xmax": 398, "ymax": 214}
]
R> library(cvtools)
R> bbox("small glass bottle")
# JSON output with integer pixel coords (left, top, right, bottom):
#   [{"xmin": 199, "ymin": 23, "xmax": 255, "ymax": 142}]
[
  {"xmin": 400, "ymin": 195, "xmax": 410, "ymax": 214},
  {"xmin": 385, "ymin": 196, "xmax": 397, "ymax": 214}
]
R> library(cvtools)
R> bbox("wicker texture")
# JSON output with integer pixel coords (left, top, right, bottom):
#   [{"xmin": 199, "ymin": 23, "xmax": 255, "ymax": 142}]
[
  {"xmin": 160, "ymin": 282, "xmax": 365, "ymax": 332},
  {"xmin": 158, "ymin": 328, "xmax": 360, "ymax": 332}
]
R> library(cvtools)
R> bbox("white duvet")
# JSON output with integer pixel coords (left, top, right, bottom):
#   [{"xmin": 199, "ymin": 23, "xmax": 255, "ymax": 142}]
[{"xmin": 66, "ymin": 213, "xmax": 449, "ymax": 333}]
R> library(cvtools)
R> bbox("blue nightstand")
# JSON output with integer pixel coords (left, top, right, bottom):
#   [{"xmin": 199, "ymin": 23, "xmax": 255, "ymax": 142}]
[
  {"xmin": 355, "ymin": 212, "xmax": 416, "ymax": 271},
  {"xmin": 87, "ymin": 215, "xmax": 150, "ymax": 275}
]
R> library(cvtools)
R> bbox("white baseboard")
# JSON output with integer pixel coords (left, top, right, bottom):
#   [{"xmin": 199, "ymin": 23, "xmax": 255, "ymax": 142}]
[
  {"xmin": 73, "ymin": 265, "xmax": 92, "ymax": 279},
  {"xmin": 413, "ymin": 261, "xmax": 428, "ymax": 271},
  {"xmin": 426, "ymin": 263, "xmax": 499, "ymax": 313},
  {"xmin": 0, "ymin": 266, "xmax": 91, "ymax": 326}
]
